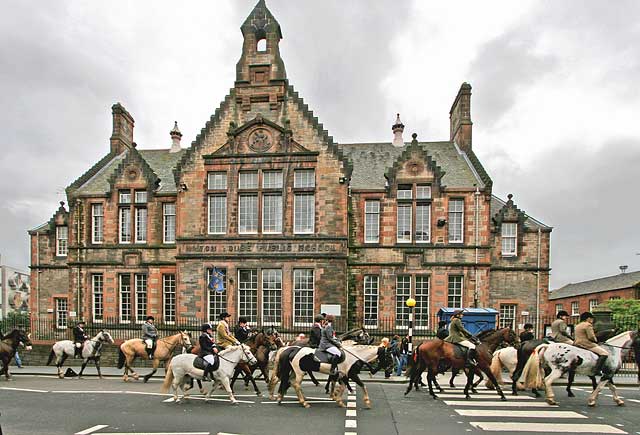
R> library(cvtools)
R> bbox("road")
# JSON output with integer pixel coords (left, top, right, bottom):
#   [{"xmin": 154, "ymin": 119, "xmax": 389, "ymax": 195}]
[{"xmin": 1, "ymin": 373, "xmax": 639, "ymax": 435}]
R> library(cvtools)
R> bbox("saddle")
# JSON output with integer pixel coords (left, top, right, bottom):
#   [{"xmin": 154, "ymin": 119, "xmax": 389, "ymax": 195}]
[
  {"xmin": 313, "ymin": 349, "xmax": 346, "ymax": 364},
  {"xmin": 193, "ymin": 356, "xmax": 219, "ymax": 372},
  {"xmin": 452, "ymin": 344, "xmax": 469, "ymax": 360}
]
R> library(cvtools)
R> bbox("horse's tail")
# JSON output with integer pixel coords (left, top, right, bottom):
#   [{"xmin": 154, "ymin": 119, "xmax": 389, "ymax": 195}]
[
  {"xmin": 277, "ymin": 350, "xmax": 293, "ymax": 396},
  {"xmin": 161, "ymin": 359, "xmax": 174, "ymax": 394},
  {"xmin": 486, "ymin": 349, "xmax": 503, "ymax": 388},
  {"xmin": 405, "ymin": 343, "xmax": 421, "ymax": 379},
  {"xmin": 46, "ymin": 348, "xmax": 56, "ymax": 366},
  {"xmin": 117, "ymin": 347, "xmax": 126, "ymax": 369},
  {"xmin": 521, "ymin": 344, "xmax": 547, "ymax": 389}
]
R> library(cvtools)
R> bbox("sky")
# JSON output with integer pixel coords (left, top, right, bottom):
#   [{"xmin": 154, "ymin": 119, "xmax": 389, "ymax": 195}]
[{"xmin": 1, "ymin": 0, "xmax": 639, "ymax": 289}]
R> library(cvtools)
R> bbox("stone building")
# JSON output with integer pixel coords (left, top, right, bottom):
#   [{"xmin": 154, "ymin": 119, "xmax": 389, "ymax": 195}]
[{"xmin": 29, "ymin": 1, "xmax": 551, "ymax": 332}]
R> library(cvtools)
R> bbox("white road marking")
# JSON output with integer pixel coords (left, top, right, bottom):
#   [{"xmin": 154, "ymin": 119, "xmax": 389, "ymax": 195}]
[
  {"xmin": 437, "ymin": 393, "xmax": 533, "ymax": 399},
  {"xmin": 628, "ymin": 399, "xmax": 640, "ymax": 403},
  {"xmin": 345, "ymin": 432, "xmax": 357, "ymax": 435},
  {"xmin": 75, "ymin": 425, "xmax": 109, "ymax": 435},
  {"xmin": 347, "ymin": 402, "xmax": 356, "ymax": 408},
  {"xmin": 54, "ymin": 390, "xmax": 124, "ymax": 394},
  {"xmin": 0, "ymin": 387, "xmax": 48, "ymax": 393},
  {"xmin": 161, "ymin": 396, "xmax": 253, "ymax": 404},
  {"xmin": 217, "ymin": 433, "xmax": 239, "ymax": 435},
  {"xmin": 455, "ymin": 410, "xmax": 587, "ymax": 419},
  {"xmin": 345, "ymin": 420, "xmax": 357, "ymax": 429},
  {"xmin": 469, "ymin": 422, "xmax": 627, "ymax": 434},
  {"xmin": 347, "ymin": 395, "xmax": 356, "ymax": 401},
  {"xmin": 444, "ymin": 400, "xmax": 557, "ymax": 407},
  {"xmin": 346, "ymin": 409, "xmax": 356, "ymax": 417},
  {"xmin": 124, "ymin": 391, "xmax": 171, "ymax": 397},
  {"xmin": 94, "ymin": 432, "xmax": 209, "ymax": 435}
]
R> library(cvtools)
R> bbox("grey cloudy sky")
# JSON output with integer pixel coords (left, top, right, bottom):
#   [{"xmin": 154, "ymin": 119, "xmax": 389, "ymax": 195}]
[{"xmin": 1, "ymin": 0, "xmax": 638, "ymax": 289}]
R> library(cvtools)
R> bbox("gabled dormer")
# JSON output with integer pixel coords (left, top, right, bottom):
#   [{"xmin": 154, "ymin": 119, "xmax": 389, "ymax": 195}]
[
  {"xmin": 107, "ymin": 146, "xmax": 160, "ymax": 196},
  {"xmin": 492, "ymin": 193, "xmax": 526, "ymax": 257}
]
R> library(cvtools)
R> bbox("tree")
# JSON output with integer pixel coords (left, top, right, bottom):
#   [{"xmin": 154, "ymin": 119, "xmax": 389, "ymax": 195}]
[{"xmin": 605, "ymin": 298, "xmax": 640, "ymax": 330}]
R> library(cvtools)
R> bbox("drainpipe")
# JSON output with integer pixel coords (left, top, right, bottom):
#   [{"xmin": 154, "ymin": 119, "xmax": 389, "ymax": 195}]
[
  {"xmin": 76, "ymin": 199, "xmax": 82, "ymax": 320},
  {"xmin": 36, "ymin": 233, "xmax": 40, "ymax": 316},
  {"xmin": 474, "ymin": 186, "xmax": 480, "ymax": 308},
  {"xmin": 536, "ymin": 228, "xmax": 542, "ymax": 337}
]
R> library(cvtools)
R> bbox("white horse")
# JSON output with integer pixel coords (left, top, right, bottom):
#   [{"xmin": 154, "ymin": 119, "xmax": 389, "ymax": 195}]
[
  {"xmin": 521, "ymin": 330, "xmax": 636, "ymax": 406},
  {"xmin": 47, "ymin": 330, "xmax": 114, "ymax": 379},
  {"xmin": 269, "ymin": 344, "xmax": 392, "ymax": 408},
  {"xmin": 161, "ymin": 344, "xmax": 257, "ymax": 404},
  {"xmin": 487, "ymin": 347, "xmax": 520, "ymax": 389}
]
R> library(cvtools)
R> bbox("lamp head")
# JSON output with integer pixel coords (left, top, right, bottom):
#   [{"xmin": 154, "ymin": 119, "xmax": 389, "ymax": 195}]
[{"xmin": 406, "ymin": 298, "xmax": 416, "ymax": 308}]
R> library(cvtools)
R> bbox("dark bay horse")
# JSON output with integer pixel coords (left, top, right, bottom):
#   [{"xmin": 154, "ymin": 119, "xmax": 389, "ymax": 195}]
[
  {"xmin": 406, "ymin": 327, "xmax": 518, "ymax": 400},
  {"xmin": 0, "ymin": 329, "xmax": 32, "ymax": 380},
  {"xmin": 229, "ymin": 330, "xmax": 283, "ymax": 395}
]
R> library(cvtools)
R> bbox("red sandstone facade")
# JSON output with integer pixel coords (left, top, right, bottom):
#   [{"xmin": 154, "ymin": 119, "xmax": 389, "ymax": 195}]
[{"xmin": 29, "ymin": 1, "xmax": 552, "ymax": 332}]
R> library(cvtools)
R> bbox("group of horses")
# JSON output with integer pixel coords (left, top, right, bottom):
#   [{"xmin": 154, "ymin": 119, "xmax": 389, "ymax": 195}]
[
  {"xmin": 2, "ymin": 325, "xmax": 639, "ymax": 411},
  {"xmin": 405, "ymin": 326, "xmax": 640, "ymax": 408}
]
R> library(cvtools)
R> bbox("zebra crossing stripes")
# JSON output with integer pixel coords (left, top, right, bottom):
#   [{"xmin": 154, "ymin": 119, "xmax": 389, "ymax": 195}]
[{"xmin": 468, "ymin": 422, "xmax": 626, "ymax": 433}]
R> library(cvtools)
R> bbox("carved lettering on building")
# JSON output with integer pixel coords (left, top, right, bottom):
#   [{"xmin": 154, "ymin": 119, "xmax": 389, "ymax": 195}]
[{"xmin": 180, "ymin": 241, "xmax": 345, "ymax": 256}]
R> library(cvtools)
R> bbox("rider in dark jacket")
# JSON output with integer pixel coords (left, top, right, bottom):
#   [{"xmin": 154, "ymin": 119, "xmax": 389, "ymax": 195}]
[
  {"xmin": 73, "ymin": 321, "xmax": 88, "ymax": 358},
  {"xmin": 519, "ymin": 323, "xmax": 535, "ymax": 342},
  {"xmin": 198, "ymin": 324, "xmax": 219, "ymax": 380},
  {"xmin": 234, "ymin": 317, "xmax": 251, "ymax": 344},
  {"xmin": 436, "ymin": 321, "xmax": 449, "ymax": 340},
  {"xmin": 309, "ymin": 314, "xmax": 324, "ymax": 348}
]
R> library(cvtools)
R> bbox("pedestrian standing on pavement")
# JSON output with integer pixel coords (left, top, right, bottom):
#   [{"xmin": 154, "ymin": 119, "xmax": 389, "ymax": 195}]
[
  {"xmin": 519, "ymin": 323, "xmax": 535, "ymax": 342},
  {"xmin": 395, "ymin": 335, "xmax": 409, "ymax": 376},
  {"xmin": 379, "ymin": 337, "xmax": 393, "ymax": 378},
  {"xmin": 389, "ymin": 335, "xmax": 401, "ymax": 375}
]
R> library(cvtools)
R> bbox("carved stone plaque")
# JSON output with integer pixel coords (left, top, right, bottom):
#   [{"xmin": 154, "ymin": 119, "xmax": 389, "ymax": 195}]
[{"xmin": 248, "ymin": 128, "xmax": 273, "ymax": 152}]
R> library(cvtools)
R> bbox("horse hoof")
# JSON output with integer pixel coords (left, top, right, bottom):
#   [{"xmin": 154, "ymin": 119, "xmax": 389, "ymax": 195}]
[
  {"xmin": 303, "ymin": 402, "xmax": 311, "ymax": 408},
  {"xmin": 567, "ymin": 391, "xmax": 575, "ymax": 398},
  {"xmin": 546, "ymin": 399, "xmax": 558, "ymax": 406},
  {"xmin": 256, "ymin": 392, "xmax": 263, "ymax": 397},
  {"xmin": 588, "ymin": 401, "xmax": 596, "ymax": 407},
  {"xmin": 512, "ymin": 392, "xmax": 518, "ymax": 396},
  {"xmin": 465, "ymin": 395, "xmax": 471, "ymax": 400},
  {"xmin": 471, "ymin": 389, "xmax": 478, "ymax": 394},
  {"xmin": 615, "ymin": 400, "xmax": 625, "ymax": 406},
  {"xmin": 133, "ymin": 374, "xmax": 139, "ymax": 381},
  {"xmin": 431, "ymin": 395, "xmax": 438, "ymax": 400},
  {"xmin": 501, "ymin": 396, "xmax": 507, "ymax": 402},
  {"xmin": 231, "ymin": 401, "xmax": 239, "ymax": 406}
]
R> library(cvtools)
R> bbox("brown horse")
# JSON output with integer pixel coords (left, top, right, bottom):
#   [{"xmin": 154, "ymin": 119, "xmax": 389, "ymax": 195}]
[
  {"xmin": 406, "ymin": 327, "xmax": 518, "ymax": 400},
  {"xmin": 117, "ymin": 331, "xmax": 192, "ymax": 383},
  {"xmin": 0, "ymin": 329, "xmax": 32, "ymax": 380}
]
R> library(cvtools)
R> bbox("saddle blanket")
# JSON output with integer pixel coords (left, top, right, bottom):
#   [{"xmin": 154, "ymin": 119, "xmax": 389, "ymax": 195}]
[
  {"xmin": 313, "ymin": 349, "xmax": 346, "ymax": 364},
  {"xmin": 193, "ymin": 356, "xmax": 219, "ymax": 372}
]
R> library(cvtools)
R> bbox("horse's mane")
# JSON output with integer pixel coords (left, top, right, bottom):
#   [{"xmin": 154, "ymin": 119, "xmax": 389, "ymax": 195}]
[
  {"xmin": 476, "ymin": 329, "xmax": 496, "ymax": 340},
  {"xmin": 605, "ymin": 330, "xmax": 633, "ymax": 346}
]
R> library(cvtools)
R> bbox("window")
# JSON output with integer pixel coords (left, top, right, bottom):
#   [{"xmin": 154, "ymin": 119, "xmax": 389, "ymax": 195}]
[
  {"xmin": 364, "ymin": 200, "xmax": 380, "ymax": 243},
  {"xmin": 119, "ymin": 207, "xmax": 131, "ymax": 243},
  {"xmin": 262, "ymin": 171, "xmax": 283, "ymax": 189},
  {"xmin": 92, "ymin": 274, "xmax": 103, "ymax": 322},
  {"xmin": 395, "ymin": 276, "xmax": 411, "ymax": 328},
  {"xmin": 571, "ymin": 301, "xmax": 579, "ymax": 316},
  {"xmin": 294, "ymin": 169, "xmax": 315, "ymax": 188},
  {"xmin": 135, "ymin": 207, "xmax": 147, "ymax": 243},
  {"xmin": 415, "ymin": 275, "xmax": 430, "ymax": 328},
  {"xmin": 416, "ymin": 204, "xmax": 430, "ymax": 242},
  {"xmin": 207, "ymin": 172, "xmax": 227, "ymax": 190},
  {"xmin": 555, "ymin": 303, "xmax": 563, "ymax": 315},
  {"xmin": 448, "ymin": 199, "xmax": 464, "ymax": 243},
  {"xmin": 589, "ymin": 299, "xmax": 599, "ymax": 311},
  {"xmin": 262, "ymin": 269, "xmax": 282, "ymax": 325},
  {"xmin": 163, "ymin": 203, "xmax": 176, "ymax": 243},
  {"xmin": 135, "ymin": 274, "xmax": 147, "ymax": 322},
  {"xmin": 501, "ymin": 223, "xmax": 517, "ymax": 256},
  {"xmin": 294, "ymin": 170, "xmax": 315, "ymax": 234},
  {"xmin": 364, "ymin": 276, "xmax": 379, "ymax": 328},
  {"xmin": 119, "ymin": 274, "xmax": 132, "ymax": 322},
  {"xmin": 56, "ymin": 226, "xmax": 68, "ymax": 256},
  {"xmin": 416, "ymin": 185, "xmax": 431, "ymax": 199},
  {"xmin": 163, "ymin": 274, "xmax": 176, "ymax": 323},
  {"xmin": 262, "ymin": 194, "xmax": 283, "ymax": 233},
  {"xmin": 92, "ymin": 204, "xmax": 104, "ymax": 244},
  {"xmin": 239, "ymin": 194, "xmax": 258, "ymax": 233},
  {"xmin": 55, "ymin": 298, "xmax": 68, "ymax": 329},
  {"xmin": 208, "ymin": 195, "xmax": 227, "ymax": 234},
  {"xmin": 397, "ymin": 204, "xmax": 412, "ymax": 242},
  {"xmin": 238, "ymin": 269, "xmax": 258, "ymax": 323},
  {"xmin": 397, "ymin": 185, "xmax": 412, "ymax": 200},
  {"xmin": 239, "ymin": 171, "xmax": 258, "ymax": 189},
  {"xmin": 293, "ymin": 269, "xmax": 314, "ymax": 326},
  {"xmin": 207, "ymin": 268, "xmax": 227, "ymax": 323},
  {"xmin": 134, "ymin": 190, "xmax": 147, "ymax": 203},
  {"xmin": 499, "ymin": 304, "xmax": 517, "ymax": 329},
  {"xmin": 119, "ymin": 191, "xmax": 131, "ymax": 204},
  {"xmin": 448, "ymin": 276, "xmax": 463, "ymax": 308}
]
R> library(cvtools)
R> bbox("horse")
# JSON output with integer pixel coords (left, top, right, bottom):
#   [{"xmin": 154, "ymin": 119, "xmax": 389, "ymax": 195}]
[
  {"xmin": 118, "ymin": 330, "xmax": 192, "ymax": 383},
  {"xmin": 230, "ymin": 330, "xmax": 281, "ymax": 394},
  {"xmin": 269, "ymin": 343, "xmax": 392, "ymax": 408},
  {"xmin": 46, "ymin": 330, "xmax": 114, "ymax": 379},
  {"xmin": 161, "ymin": 344, "xmax": 257, "ymax": 404},
  {"xmin": 633, "ymin": 329, "xmax": 640, "ymax": 383},
  {"xmin": 0, "ymin": 329, "xmax": 32, "ymax": 380},
  {"xmin": 521, "ymin": 330, "xmax": 636, "ymax": 406},
  {"xmin": 406, "ymin": 327, "xmax": 518, "ymax": 400}
]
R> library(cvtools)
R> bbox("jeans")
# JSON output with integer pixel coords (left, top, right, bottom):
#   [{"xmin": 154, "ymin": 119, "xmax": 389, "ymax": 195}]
[
  {"xmin": 395, "ymin": 354, "xmax": 408, "ymax": 376},
  {"xmin": 14, "ymin": 351, "xmax": 22, "ymax": 368}
]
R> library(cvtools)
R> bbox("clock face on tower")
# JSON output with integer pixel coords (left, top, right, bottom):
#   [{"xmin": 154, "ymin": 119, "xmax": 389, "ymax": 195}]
[{"xmin": 248, "ymin": 128, "xmax": 273, "ymax": 152}]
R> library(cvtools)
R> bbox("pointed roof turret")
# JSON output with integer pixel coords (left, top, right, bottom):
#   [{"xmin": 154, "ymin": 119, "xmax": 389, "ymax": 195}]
[
  {"xmin": 392, "ymin": 113, "xmax": 405, "ymax": 147},
  {"xmin": 169, "ymin": 121, "xmax": 182, "ymax": 153},
  {"xmin": 241, "ymin": 0, "xmax": 282, "ymax": 39}
]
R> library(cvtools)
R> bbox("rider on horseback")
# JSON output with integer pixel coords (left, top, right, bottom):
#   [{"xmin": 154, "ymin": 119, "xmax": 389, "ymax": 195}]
[
  {"xmin": 234, "ymin": 317, "xmax": 251, "ymax": 344},
  {"xmin": 309, "ymin": 314, "xmax": 325, "ymax": 348},
  {"xmin": 73, "ymin": 321, "xmax": 88, "ymax": 359},
  {"xmin": 318, "ymin": 314, "xmax": 342, "ymax": 376},
  {"xmin": 575, "ymin": 312, "xmax": 610, "ymax": 376},
  {"xmin": 142, "ymin": 316, "xmax": 158, "ymax": 359},
  {"xmin": 550, "ymin": 310, "xmax": 573, "ymax": 344},
  {"xmin": 199, "ymin": 323, "xmax": 219, "ymax": 380},
  {"xmin": 444, "ymin": 309, "xmax": 479, "ymax": 368},
  {"xmin": 216, "ymin": 312, "xmax": 240, "ymax": 349}
]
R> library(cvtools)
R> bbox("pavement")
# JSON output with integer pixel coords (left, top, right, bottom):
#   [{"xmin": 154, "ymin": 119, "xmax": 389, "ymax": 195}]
[{"xmin": 1, "ymin": 369, "xmax": 639, "ymax": 435}]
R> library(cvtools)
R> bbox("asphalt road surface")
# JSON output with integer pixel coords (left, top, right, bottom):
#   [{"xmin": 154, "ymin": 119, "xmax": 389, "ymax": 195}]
[{"xmin": 1, "ymin": 374, "xmax": 639, "ymax": 435}]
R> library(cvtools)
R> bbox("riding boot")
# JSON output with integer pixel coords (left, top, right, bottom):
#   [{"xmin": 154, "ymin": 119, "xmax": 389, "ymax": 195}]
[
  {"xmin": 593, "ymin": 355, "xmax": 608, "ymax": 376},
  {"xmin": 329, "ymin": 355, "xmax": 339, "ymax": 377},
  {"xmin": 465, "ymin": 348, "xmax": 478, "ymax": 368},
  {"xmin": 74, "ymin": 346, "xmax": 80, "ymax": 359},
  {"xmin": 202, "ymin": 363, "xmax": 214, "ymax": 381},
  {"xmin": 146, "ymin": 348, "xmax": 153, "ymax": 360}
]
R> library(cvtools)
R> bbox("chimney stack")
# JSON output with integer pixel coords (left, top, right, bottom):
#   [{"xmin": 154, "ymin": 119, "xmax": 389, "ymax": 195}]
[
  {"xmin": 169, "ymin": 121, "xmax": 182, "ymax": 153},
  {"xmin": 449, "ymin": 82, "xmax": 472, "ymax": 152},
  {"xmin": 110, "ymin": 103, "xmax": 134, "ymax": 154},
  {"xmin": 392, "ymin": 113, "xmax": 405, "ymax": 147}
]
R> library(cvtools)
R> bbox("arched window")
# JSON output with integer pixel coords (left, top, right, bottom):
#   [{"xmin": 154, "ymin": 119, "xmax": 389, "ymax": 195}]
[{"xmin": 256, "ymin": 38, "xmax": 266, "ymax": 52}]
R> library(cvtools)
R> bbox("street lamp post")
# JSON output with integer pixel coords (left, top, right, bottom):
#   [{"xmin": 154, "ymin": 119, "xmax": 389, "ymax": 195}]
[{"xmin": 406, "ymin": 297, "xmax": 416, "ymax": 353}]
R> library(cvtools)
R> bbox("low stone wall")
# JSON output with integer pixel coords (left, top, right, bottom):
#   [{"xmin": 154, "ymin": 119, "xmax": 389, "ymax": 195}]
[{"xmin": 16, "ymin": 343, "xmax": 165, "ymax": 368}]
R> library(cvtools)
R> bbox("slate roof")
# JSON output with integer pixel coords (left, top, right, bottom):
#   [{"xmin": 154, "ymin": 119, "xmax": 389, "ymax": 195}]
[
  {"xmin": 338, "ymin": 142, "xmax": 482, "ymax": 190},
  {"xmin": 73, "ymin": 148, "xmax": 186, "ymax": 196},
  {"xmin": 490, "ymin": 195, "xmax": 551, "ymax": 231},
  {"xmin": 549, "ymin": 270, "xmax": 640, "ymax": 300}
]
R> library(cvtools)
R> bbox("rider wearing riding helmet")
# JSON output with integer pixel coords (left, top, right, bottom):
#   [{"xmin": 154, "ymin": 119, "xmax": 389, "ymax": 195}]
[
  {"xmin": 318, "ymin": 314, "xmax": 342, "ymax": 376},
  {"xmin": 550, "ymin": 310, "xmax": 574, "ymax": 344},
  {"xmin": 309, "ymin": 314, "xmax": 325, "ymax": 348},
  {"xmin": 199, "ymin": 323, "xmax": 219, "ymax": 380},
  {"xmin": 142, "ymin": 316, "xmax": 158, "ymax": 359},
  {"xmin": 574, "ymin": 312, "xmax": 610, "ymax": 376},
  {"xmin": 234, "ymin": 317, "xmax": 251, "ymax": 344},
  {"xmin": 73, "ymin": 321, "xmax": 88, "ymax": 359},
  {"xmin": 444, "ymin": 309, "xmax": 479, "ymax": 367},
  {"xmin": 216, "ymin": 312, "xmax": 240, "ymax": 349}
]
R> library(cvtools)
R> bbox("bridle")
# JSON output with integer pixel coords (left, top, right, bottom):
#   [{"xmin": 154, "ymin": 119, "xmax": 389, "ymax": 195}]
[{"xmin": 217, "ymin": 344, "xmax": 256, "ymax": 365}]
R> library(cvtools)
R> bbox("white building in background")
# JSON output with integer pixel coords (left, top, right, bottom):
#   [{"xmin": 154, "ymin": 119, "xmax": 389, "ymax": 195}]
[{"xmin": 0, "ymin": 265, "xmax": 30, "ymax": 319}]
